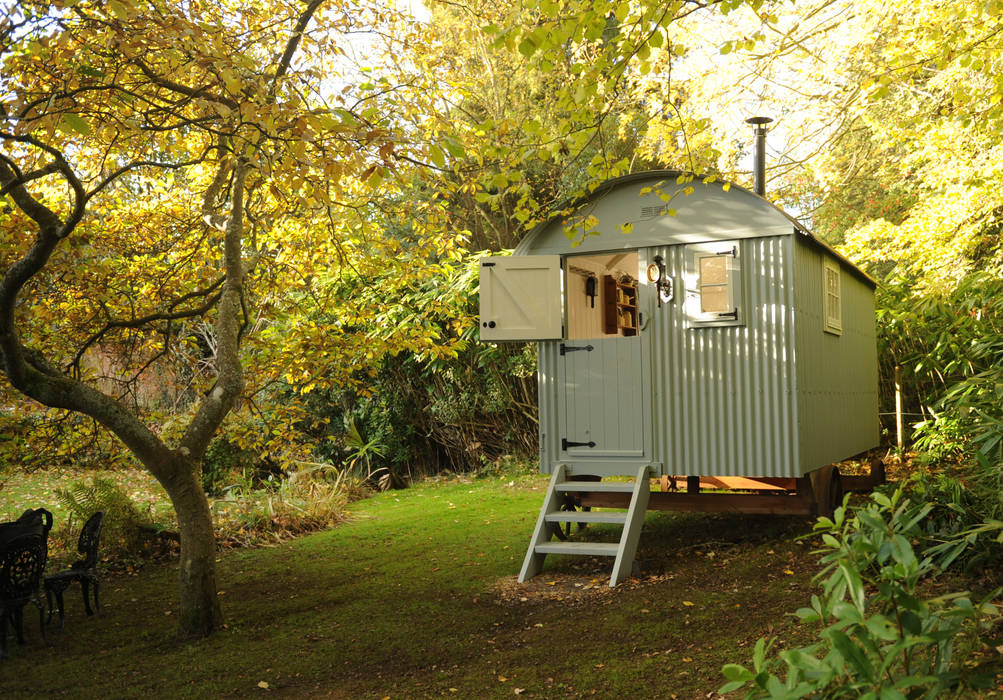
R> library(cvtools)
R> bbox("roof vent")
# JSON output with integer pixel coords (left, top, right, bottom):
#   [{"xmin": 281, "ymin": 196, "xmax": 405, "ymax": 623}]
[{"xmin": 745, "ymin": 116, "xmax": 773, "ymax": 196}]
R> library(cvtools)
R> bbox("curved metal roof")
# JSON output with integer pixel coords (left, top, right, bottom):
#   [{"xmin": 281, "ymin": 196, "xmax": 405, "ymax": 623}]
[{"xmin": 514, "ymin": 170, "xmax": 874, "ymax": 287}]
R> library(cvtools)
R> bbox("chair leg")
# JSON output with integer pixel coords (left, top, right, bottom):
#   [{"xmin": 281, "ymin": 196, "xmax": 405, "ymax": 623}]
[
  {"xmin": 12, "ymin": 607, "xmax": 24, "ymax": 645},
  {"xmin": 1, "ymin": 608, "xmax": 8, "ymax": 660},
  {"xmin": 81, "ymin": 579, "xmax": 93, "ymax": 616},
  {"xmin": 33, "ymin": 599, "xmax": 47, "ymax": 647},
  {"xmin": 55, "ymin": 591, "xmax": 65, "ymax": 629},
  {"xmin": 92, "ymin": 578, "xmax": 100, "ymax": 616},
  {"xmin": 45, "ymin": 585, "xmax": 54, "ymax": 626}
]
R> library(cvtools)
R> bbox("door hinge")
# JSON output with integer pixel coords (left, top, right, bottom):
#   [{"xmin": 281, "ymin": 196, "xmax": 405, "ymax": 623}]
[
  {"xmin": 562, "ymin": 439, "xmax": 596, "ymax": 450},
  {"xmin": 559, "ymin": 343, "xmax": 594, "ymax": 355}
]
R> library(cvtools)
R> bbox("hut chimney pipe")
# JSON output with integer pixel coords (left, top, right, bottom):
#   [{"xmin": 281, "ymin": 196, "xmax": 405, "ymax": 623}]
[{"xmin": 745, "ymin": 116, "xmax": 773, "ymax": 196}]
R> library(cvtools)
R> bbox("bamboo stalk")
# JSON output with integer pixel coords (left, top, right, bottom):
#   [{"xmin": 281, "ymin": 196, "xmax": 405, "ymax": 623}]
[{"xmin": 894, "ymin": 365, "xmax": 904, "ymax": 450}]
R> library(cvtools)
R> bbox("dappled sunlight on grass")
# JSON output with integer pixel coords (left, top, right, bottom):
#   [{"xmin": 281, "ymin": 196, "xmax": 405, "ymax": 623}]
[{"xmin": 0, "ymin": 466, "xmax": 169, "ymax": 526}]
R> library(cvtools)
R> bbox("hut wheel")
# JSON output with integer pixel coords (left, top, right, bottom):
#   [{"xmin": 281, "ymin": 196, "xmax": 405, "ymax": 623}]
[
  {"xmin": 828, "ymin": 467, "xmax": 844, "ymax": 515},
  {"xmin": 554, "ymin": 496, "xmax": 591, "ymax": 541}
]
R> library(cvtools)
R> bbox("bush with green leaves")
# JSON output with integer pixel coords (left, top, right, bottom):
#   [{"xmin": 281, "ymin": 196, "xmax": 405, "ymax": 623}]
[
  {"xmin": 880, "ymin": 272, "xmax": 1003, "ymax": 456},
  {"xmin": 720, "ymin": 487, "xmax": 1001, "ymax": 699},
  {"xmin": 299, "ymin": 261, "xmax": 538, "ymax": 480},
  {"xmin": 904, "ymin": 467, "xmax": 1003, "ymax": 576}
]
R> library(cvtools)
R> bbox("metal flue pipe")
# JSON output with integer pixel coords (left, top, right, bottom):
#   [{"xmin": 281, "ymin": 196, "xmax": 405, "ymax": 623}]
[{"xmin": 745, "ymin": 116, "xmax": 773, "ymax": 196}]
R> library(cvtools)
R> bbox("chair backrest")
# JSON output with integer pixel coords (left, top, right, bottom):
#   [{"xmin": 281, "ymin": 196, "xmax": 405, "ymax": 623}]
[
  {"xmin": 14, "ymin": 508, "xmax": 53, "ymax": 532},
  {"xmin": 9, "ymin": 508, "xmax": 53, "ymax": 570},
  {"xmin": 0, "ymin": 530, "xmax": 46, "ymax": 602},
  {"xmin": 77, "ymin": 512, "xmax": 104, "ymax": 569}
]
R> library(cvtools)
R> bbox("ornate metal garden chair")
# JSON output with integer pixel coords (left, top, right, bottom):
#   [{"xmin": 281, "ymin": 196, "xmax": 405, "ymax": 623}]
[
  {"xmin": 0, "ymin": 520, "xmax": 50, "ymax": 659},
  {"xmin": 44, "ymin": 511, "xmax": 104, "ymax": 628}
]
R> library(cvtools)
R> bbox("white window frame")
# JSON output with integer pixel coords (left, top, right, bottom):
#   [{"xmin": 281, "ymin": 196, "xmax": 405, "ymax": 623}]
[
  {"xmin": 823, "ymin": 257, "xmax": 842, "ymax": 335},
  {"xmin": 684, "ymin": 241, "xmax": 743, "ymax": 328}
]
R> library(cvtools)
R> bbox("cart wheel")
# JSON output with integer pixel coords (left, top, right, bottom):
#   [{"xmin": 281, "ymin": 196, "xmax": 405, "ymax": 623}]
[
  {"xmin": 828, "ymin": 467, "xmax": 844, "ymax": 515},
  {"xmin": 553, "ymin": 498, "xmax": 591, "ymax": 540},
  {"xmin": 811, "ymin": 465, "xmax": 844, "ymax": 519}
]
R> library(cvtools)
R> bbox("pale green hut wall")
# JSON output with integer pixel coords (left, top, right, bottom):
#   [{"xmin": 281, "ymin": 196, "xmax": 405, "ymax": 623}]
[
  {"xmin": 792, "ymin": 238, "xmax": 880, "ymax": 470},
  {"xmin": 518, "ymin": 171, "xmax": 878, "ymax": 479},
  {"xmin": 649, "ymin": 236, "xmax": 799, "ymax": 477}
]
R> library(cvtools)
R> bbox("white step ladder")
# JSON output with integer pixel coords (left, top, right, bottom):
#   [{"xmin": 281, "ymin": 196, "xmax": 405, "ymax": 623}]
[{"xmin": 518, "ymin": 464, "xmax": 651, "ymax": 587}]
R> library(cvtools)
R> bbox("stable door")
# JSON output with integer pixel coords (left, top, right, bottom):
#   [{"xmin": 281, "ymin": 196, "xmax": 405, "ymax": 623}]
[{"xmin": 559, "ymin": 252, "xmax": 647, "ymax": 461}]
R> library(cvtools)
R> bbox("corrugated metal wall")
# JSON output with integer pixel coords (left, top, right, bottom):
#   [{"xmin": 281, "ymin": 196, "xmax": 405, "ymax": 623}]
[
  {"xmin": 537, "ymin": 341, "xmax": 561, "ymax": 473},
  {"xmin": 536, "ymin": 235, "xmax": 878, "ymax": 479},
  {"xmin": 793, "ymin": 241, "xmax": 880, "ymax": 469},
  {"xmin": 650, "ymin": 236, "xmax": 799, "ymax": 477}
]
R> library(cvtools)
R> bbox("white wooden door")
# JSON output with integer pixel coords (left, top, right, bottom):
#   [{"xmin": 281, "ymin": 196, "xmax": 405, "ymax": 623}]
[{"xmin": 559, "ymin": 336, "xmax": 645, "ymax": 459}]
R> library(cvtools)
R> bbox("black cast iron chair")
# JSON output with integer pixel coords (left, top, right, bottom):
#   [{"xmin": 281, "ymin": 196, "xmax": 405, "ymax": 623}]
[
  {"xmin": 44, "ymin": 511, "xmax": 104, "ymax": 628},
  {"xmin": 0, "ymin": 508, "xmax": 53, "ymax": 543},
  {"xmin": 0, "ymin": 520, "xmax": 50, "ymax": 659}
]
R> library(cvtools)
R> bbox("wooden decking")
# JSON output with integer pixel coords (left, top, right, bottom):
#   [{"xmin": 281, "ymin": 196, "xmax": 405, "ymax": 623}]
[{"xmin": 576, "ymin": 460, "xmax": 886, "ymax": 517}]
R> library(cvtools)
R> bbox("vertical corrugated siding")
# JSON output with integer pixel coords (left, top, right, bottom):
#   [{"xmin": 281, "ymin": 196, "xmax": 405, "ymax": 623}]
[
  {"xmin": 651, "ymin": 236, "xmax": 798, "ymax": 477},
  {"xmin": 537, "ymin": 341, "xmax": 561, "ymax": 473},
  {"xmin": 793, "ymin": 242, "xmax": 879, "ymax": 469}
]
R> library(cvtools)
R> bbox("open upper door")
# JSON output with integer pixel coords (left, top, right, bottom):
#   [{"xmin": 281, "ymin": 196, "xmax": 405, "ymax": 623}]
[{"xmin": 479, "ymin": 256, "xmax": 563, "ymax": 341}]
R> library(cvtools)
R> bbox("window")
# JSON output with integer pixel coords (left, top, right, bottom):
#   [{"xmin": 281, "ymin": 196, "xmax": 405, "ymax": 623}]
[
  {"xmin": 685, "ymin": 242, "xmax": 742, "ymax": 327},
  {"xmin": 823, "ymin": 258, "xmax": 842, "ymax": 335}
]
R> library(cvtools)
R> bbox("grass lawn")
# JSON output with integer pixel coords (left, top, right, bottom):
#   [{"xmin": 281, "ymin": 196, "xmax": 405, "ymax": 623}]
[{"xmin": 1, "ymin": 469, "xmax": 999, "ymax": 698}]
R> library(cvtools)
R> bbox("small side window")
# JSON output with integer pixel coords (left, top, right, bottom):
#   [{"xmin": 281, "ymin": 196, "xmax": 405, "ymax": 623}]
[
  {"xmin": 823, "ymin": 258, "xmax": 842, "ymax": 335},
  {"xmin": 685, "ymin": 242, "xmax": 743, "ymax": 327}
]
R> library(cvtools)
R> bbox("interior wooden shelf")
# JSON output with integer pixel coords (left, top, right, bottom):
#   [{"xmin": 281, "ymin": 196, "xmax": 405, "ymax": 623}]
[{"xmin": 603, "ymin": 274, "xmax": 638, "ymax": 336}]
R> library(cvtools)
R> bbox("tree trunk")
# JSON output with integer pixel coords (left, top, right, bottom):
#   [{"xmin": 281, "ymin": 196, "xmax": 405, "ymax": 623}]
[{"xmin": 162, "ymin": 456, "xmax": 221, "ymax": 638}]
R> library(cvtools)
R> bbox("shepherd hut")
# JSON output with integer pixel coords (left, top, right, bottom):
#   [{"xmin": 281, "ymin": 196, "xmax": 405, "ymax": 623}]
[{"xmin": 479, "ymin": 145, "xmax": 881, "ymax": 586}]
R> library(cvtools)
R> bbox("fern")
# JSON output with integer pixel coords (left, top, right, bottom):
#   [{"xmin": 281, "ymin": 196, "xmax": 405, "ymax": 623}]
[{"xmin": 56, "ymin": 476, "xmax": 157, "ymax": 557}]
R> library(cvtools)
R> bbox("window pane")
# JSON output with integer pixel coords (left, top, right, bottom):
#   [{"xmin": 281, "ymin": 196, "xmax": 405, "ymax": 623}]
[
  {"xmin": 826, "ymin": 268, "xmax": 839, "ymax": 295},
  {"xmin": 700, "ymin": 256, "xmax": 728, "ymax": 285},
  {"xmin": 701, "ymin": 285, "xmax": 730, "ymax": 312}
]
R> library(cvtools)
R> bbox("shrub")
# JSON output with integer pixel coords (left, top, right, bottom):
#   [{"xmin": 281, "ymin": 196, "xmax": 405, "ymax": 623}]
[
  {"xmin": 200, "ymin": 436, "xmax": 281, "ymax": 497},
  {"xmin": 720, "ymin": 487, "xmax": 1001, "ymax": 698},
  {"xmin": 54, "ymin": 476, "xmax": 164, "ymax": 562},
  {"xmin": 210, "ymin": 462, "xmax": 352, "ymax": 547}
]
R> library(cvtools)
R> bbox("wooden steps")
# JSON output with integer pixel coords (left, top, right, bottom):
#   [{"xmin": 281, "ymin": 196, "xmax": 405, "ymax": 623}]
[
  {"xmin": 534, "ymin": 542, "xmax": 620, "ymax": 556},
  {"xmin": 518, "ymin": 464, "xmax": 651, "ymax": 587},
  {"xmin": 544, "ymin": 511, "xmax": 628, "ymax": 525},
  {"xmin": 555, "ymin": 481, "xmax": 635, "ymax": 493}
]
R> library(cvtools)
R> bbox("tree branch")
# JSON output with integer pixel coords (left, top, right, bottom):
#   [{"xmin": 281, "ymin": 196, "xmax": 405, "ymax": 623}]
[
  {"xmin": 132, "ymin": 58, "xmax": 240, "ymax": 110},
  {"xmin": 70, "ymin": 277, "xmax": 226, "ymax": 374},
  {"xmin": 0, "ymin": 161, "xmax": 61, "ymax": 197}
]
